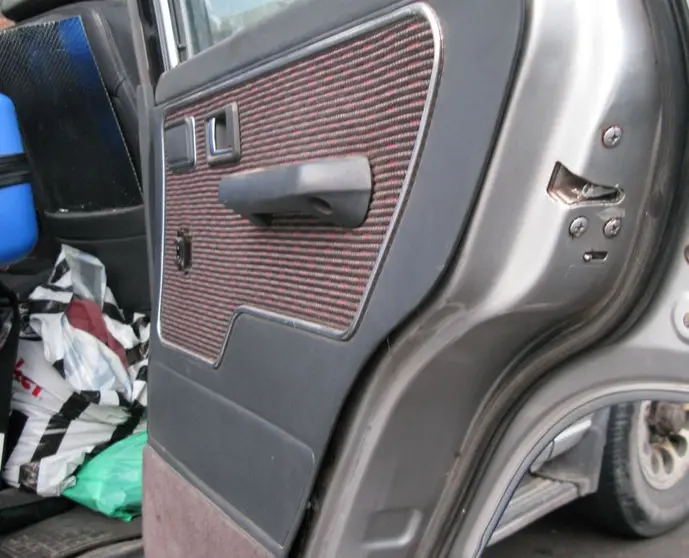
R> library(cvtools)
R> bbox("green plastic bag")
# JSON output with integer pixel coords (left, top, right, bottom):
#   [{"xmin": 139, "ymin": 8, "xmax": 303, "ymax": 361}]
[{"xmin": 62, "ymin": 431, "xmax": 147, "ymax": 521}]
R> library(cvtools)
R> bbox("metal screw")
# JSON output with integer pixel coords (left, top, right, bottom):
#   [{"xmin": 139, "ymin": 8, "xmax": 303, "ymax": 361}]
[
  {"xmin": 602, "ymin": 125, "xmax": 623, "ymax": 148},
  {"xmin": 569, "ymin": 216, "xmax": 589, "ymax": 238},
  {"xmin": 603, "ymin": 217, "xmax": 622, "ymax": 238}
]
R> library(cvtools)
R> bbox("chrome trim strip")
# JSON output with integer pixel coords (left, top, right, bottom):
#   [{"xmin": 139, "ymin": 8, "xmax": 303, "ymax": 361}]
[
  {"xmin": 488, "ymin": 476, "xmax": 579, "ymax": 545},
  {"xmin": 205, "ymin": 103, "xmax": 242, "ymax": 165},
  {"xmin": 156, "ymin": 2, "xmax": 443, "ymax": 365},
  {"xmin": 549, "ymin": 415, "xmax": 592, "ymax": 458},
  {"xmin": 151, "ymin": 0, "xmax": 180, "ymax": 70},
  {"xmin": 205, "ymin": 117, "xmax": 228, "ymax": 157},
  {"xmin": 529, "ymin": 414, "xmax": 593, "ymax": 472}
]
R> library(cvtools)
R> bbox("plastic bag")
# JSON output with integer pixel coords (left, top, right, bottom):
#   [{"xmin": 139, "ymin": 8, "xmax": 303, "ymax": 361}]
[
  {"xmin": 62, "ymin": 431, "xmax": 147, "ymax": 521},
  {"xmin": 27, "ymin": 245, "xmax": 149, "ymax": 400},
  {"xmin": 2, "ymin": 246, "xmax": 149, "ymax": 496}
]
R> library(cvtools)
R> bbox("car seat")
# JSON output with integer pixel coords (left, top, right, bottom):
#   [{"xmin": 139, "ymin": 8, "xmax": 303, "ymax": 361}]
[{"xmin": 0, "ymin": 0, "xmax": 149, "ymax": 313}]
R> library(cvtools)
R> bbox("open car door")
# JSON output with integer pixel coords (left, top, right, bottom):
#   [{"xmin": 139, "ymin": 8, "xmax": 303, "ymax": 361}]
[{"xmin": 133, "ymin": 0, "xmax": 687, "ymax": 556}]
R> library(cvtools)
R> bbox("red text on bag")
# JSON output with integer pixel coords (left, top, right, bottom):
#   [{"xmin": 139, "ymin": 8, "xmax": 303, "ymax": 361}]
[{"xmin": 13, "ymin": 359, "xmax": 42, "ymax": 397}]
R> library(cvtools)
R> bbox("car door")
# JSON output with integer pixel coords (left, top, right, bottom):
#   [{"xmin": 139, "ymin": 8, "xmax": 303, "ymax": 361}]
[{"xmin": 134, "ymin": 0, "xmax": 678, "ymax": 556}]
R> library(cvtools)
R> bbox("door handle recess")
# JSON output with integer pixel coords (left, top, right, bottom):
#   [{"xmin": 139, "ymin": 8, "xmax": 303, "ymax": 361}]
[
  {"xmin": 217, "ymin": 155, "xmax": 372, "ymax": 228},
  {"xmin": 206, "ymin": 102, "xmax": 241, "ymax": 164}
]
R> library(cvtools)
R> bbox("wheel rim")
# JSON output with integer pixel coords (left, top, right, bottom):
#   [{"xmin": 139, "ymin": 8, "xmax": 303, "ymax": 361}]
[{"xmin": 638, "ymin": 401, "xmax": 689, "ymax": 490}]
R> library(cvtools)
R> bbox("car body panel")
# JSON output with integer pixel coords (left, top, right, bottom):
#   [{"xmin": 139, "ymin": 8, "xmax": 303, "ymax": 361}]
[
  {"xmin": 139, "ymin": 0, "xmax": 684, "ymax": 556},
  {"xmin": 144, "ymin": 1, "xmax": 522, "ymax": 554}
]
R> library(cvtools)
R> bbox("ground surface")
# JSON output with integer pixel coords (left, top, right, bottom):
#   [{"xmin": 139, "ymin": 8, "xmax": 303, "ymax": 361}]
[{"xmin": 484, "ymin": 505, "xmax": 689, "ymax": 557}]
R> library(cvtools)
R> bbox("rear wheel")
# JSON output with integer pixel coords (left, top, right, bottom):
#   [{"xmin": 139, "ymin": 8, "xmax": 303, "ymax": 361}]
[{"xmin": 591, "ymin": 401, "xmax": 689, "ymax": 538}]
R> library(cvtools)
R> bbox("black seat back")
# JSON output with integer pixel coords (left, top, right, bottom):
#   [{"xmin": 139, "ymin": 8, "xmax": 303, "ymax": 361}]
[
  {"xmin": 1, "ymin": 0, "xmax": 79, "ymax": 22},
  {"xmin": 0, "ymin": 6, "xmax": 149, "ymax": 312}
]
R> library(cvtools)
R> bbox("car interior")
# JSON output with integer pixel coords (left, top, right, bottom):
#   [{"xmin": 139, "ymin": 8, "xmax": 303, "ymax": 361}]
[
  {"xmin": 0, "ymin": 0, "xmax": 150, "ymax": 555},
  {"xmin": 0, "ymin": 0, "xmax": 688, "ymax": 557},
  {"xmin": 0, "ymin": 0, "xmax": 148, "ymax": 313}
]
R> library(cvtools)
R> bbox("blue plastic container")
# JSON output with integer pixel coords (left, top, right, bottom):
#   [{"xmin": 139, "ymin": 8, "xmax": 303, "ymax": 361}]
[{"xmin": 0, "ymin": 93, "xmax": 37, "ymax": 266}]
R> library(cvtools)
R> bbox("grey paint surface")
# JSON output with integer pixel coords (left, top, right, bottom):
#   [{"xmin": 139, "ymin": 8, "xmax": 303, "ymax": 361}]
[
  {"xmin": 447, "ymin": 0, "xmax": 689, "ymax": 554},
  {"xmin": 302, "ymin": 1, "xmax": 671, "ymax": 556}
]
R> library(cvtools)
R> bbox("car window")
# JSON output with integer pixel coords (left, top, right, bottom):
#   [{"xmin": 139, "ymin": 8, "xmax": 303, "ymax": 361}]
[{"xmin": 174, "ymin": 0, "xmax": 300, "ymax": 58}]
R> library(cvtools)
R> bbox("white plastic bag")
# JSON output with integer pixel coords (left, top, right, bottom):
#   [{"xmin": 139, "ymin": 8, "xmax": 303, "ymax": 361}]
[{"xmin": 2, "ymin": 246, "xmax": 149, "ymax": 496}]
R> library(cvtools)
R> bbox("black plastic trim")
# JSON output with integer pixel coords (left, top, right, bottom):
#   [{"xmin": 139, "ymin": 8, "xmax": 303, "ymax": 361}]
[
  {"xmin": 43, "ymin": 206, "xmax": 149, "ymax": 312},
  {"xmin": 43, "ymin": 206, "xmax": 146, "ymax": 241},
  {"xmin": 217, "ymin": 156, "xmax": 372, "ymax": 228},
  {"xmin": 163, "ymin": 117, "xmax": 196, "ymax": 172},
  {"xmin": 0, "ymin": 154, "xmax": 31, "ymax": 189}
]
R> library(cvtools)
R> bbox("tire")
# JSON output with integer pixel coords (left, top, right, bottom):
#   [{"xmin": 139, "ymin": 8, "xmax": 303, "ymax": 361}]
[{"xmin": 589, "ymin": 401, "xmax": 689, "ymax": 538}]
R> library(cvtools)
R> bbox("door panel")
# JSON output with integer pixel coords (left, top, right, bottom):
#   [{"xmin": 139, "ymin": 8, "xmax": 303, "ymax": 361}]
[
  {"xmin": 144, "ymin": 445, "xmax": 274, "ymax": 558},
  {"xmin": 160, "ymin": 12, "xmax": 439, "ymax": 360},
  {"xmin": 146, "ymin": 0, "xmax": 523, "ymax": 555}
]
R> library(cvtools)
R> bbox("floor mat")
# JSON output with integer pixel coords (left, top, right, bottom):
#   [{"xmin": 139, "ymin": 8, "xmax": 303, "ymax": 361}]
[
  {"xmin": 0, "ymin": 507, "xmax": 141, "ymax": 558},
  {"xmin": 78, "ymin": 540, "xmax": 143, "ymax": 558},
  {"xmin": 0, "ymin": 488, "xmax": 73, "ymax": 535}
]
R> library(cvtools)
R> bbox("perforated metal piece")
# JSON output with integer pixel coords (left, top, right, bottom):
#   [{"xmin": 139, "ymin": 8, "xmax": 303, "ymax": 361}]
[
  {"xmin": 0, "ymin": 17, "xmax": 140, "ymax": 212},
  {"xmin": 161, "ymin": 14, "xmax": 438, "ymax": 361}
]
